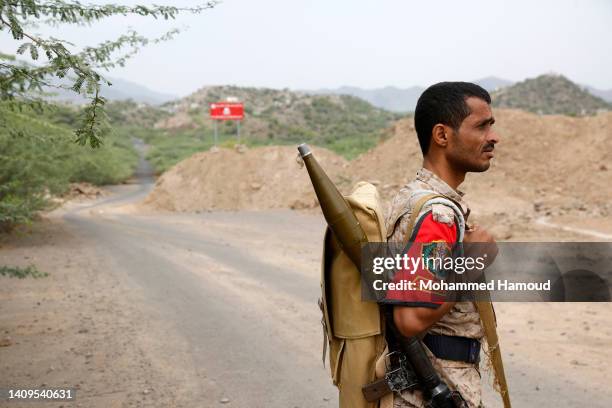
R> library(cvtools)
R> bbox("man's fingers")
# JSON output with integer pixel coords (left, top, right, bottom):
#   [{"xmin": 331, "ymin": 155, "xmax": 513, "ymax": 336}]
[{"xmin": 466, "ymin": 224, "xmax": 477, "ymax": 232}]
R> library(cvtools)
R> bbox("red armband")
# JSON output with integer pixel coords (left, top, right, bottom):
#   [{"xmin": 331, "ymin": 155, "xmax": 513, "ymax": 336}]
[{"xmin": 384, "ymin": 211, "xmax": 457, "ymax": 307}]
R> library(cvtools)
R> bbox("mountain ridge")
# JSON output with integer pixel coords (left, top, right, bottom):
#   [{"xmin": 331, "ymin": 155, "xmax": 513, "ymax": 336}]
[
  {"xmin": 307, "ymin": 76, "xmax": 612, "ymax": 112},
  {"xmin": 48, "ymin": 73, "xmax": 612, "ymax": 113},
  {"xmin": 307, "ymin": 76, "xmax": 514, "ymax": 112},
  {"xmin": 46, "ymin": 76, "xmax": 178, "ymax": 106}
]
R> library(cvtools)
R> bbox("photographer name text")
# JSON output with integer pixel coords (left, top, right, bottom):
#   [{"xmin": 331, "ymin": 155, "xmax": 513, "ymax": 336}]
[{"xmin": 373, "ymin": 279, "xmax": 552, "ymax": 292}]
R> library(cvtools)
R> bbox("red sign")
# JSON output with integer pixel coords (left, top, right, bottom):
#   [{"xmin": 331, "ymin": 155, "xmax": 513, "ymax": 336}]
[{"xmin": 209, "ymin": 102, "xmax": 244, "ymax": 120}]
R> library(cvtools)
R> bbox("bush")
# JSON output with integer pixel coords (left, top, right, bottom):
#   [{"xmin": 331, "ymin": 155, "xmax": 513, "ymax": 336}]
[
  {"xmin": 0, "ymin": 265, "xmax": 48, "ymax": 278},
  {"xmin": 0, "ymin": 105, "xmax": 138, "ymax": 231}
]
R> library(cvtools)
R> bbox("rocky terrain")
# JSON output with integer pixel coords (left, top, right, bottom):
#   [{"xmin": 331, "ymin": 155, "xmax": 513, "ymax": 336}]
[{"xmin": 492, "ymin": 74, "xmax": 611, "ymax": 115}]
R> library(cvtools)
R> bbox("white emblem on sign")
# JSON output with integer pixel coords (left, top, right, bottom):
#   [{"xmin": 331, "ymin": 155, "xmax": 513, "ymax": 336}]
[{"xmin": 223, "ymin": 107, "xmax": 231, "ymax": 115}]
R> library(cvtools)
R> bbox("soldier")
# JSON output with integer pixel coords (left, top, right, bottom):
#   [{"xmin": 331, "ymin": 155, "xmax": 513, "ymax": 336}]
[{"xmin": 385, "ymin": 82, "xmax": 500, "ymax": 408}]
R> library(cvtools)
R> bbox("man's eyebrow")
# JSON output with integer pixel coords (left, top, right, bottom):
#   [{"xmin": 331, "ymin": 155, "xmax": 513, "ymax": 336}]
[{"xmin": 475, "ymin": 117, "xmax": 495, "ymax": 127}]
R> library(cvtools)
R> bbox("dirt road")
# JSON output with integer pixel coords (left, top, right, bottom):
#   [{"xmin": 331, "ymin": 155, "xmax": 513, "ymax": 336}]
[
  {"xmin": 1, "ymin": 157, "xmax": 611, "ymax": 407},
  {"xmin": 1, "ymin": 168, "xmax": 340, "ymax": 407}
]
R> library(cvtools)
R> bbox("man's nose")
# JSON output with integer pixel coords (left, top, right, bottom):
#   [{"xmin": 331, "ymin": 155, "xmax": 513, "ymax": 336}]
[{"xmin": 488, "ymin": 129, "xmax": 500, "ymax": 144}]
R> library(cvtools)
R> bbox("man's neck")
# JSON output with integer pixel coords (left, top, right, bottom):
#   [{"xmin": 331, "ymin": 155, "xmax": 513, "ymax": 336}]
[{"xmin": 422, "ymin": 158, "xmax": 465, "ymax": 191}]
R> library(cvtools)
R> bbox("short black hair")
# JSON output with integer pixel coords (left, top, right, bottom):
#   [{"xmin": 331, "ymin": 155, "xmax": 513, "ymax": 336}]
[{"xmin": 414, "ymin": 82, "xmax": 491, "ymax": 156}]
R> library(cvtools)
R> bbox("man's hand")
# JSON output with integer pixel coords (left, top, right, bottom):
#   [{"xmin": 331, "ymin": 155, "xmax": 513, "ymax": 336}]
[
  {"xmin": 464, "ymin": 225, "xmax": 498, "ymax": 268},
  {"xmin": 464, "ymin": 224, "xmax": 496, "ymax": 242}
]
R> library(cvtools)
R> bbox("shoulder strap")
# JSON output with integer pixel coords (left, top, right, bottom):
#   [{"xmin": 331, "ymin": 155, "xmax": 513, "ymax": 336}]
[
  {"xmin": 475, "ymin": 300, "xmax": 511, "ymax": 407},
  {"xmin": 394, "ymin": 190, "xmax": 512, "ymax": 407},
  {"xmin": 401, "ymin": 193, "xmax": 444, "ymax": 247}
]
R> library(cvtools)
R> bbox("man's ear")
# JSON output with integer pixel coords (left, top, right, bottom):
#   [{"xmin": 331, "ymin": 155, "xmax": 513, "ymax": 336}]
[{"xmin": 431, "ymin": 124, "xmax": 449, "ymax": 148}]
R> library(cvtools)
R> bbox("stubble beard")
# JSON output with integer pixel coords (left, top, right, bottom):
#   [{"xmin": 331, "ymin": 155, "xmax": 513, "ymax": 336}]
[{"xmin": 448, "ymin": 149, "xmax": 491, "ymax": 174}]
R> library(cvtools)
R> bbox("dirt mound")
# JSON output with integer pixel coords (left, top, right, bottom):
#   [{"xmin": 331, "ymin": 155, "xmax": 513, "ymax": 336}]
[
  {"xmin": 144, "ymin": 145, "xmax": 348, "ymax": 211},
  {"xmin": 346, "ymin": 117, "xmax": 422, "ymax": 195},
  {"xmin": 144, "ymin": 109, "xmax": 611, "ymax": 232},
  {"xmin": 345, "ymin": 109, "xmax": 612, "ymax": 237}
]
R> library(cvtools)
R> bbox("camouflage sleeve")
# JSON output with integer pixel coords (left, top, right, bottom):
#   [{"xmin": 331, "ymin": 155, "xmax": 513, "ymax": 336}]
[{"xmin": 383, "ymin": 206, "xmax": 459, "ymax": 308}]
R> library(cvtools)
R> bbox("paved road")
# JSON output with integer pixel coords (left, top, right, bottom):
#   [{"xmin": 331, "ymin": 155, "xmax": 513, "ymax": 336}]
[
  {"xmin": 60, "ymin": 144, "xmax": 337, "ymax": 407},
  {"xmin": 56, "ymin": 144, "xmax": 611, "ymax": 408}
]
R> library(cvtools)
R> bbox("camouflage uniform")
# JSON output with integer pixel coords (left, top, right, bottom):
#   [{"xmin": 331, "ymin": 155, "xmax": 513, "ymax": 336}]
[{"xmin": 385, "ymin": 167, "xmax": 484, "ymax": 408}]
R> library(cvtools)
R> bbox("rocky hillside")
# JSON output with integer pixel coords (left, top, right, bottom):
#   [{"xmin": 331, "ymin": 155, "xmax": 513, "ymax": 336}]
[
  {"xmin": 492, "ymin": 74, "xmax": 611, "ymax": 115},
  {"xmin": 155, "ymin": 85, "xmax": 401, "ymax": 159}
]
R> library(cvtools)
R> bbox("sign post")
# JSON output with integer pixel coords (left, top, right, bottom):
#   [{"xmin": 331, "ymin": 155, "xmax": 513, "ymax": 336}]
[
  {"xmin": 209, "ymin": 102, "xmax": 245, "ymax": 145},
  {"xmin": 214, "ymin": 121, "xmax": 218, "ymax": 145}
]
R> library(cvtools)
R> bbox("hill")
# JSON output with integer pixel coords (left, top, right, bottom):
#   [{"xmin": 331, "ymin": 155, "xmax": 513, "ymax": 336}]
[
  {"xmin": 311, "ymin": 85, "xmax": 424, "ymax": 113},
  {"xmin": 105, "ymin": 100, "xmax": 171, "ymax": 128},
  {"xmin": 151, "ymin": 85, "xmax": 401, "ymax": 163},
  {"xmin": 345, "ymin": 109, "xmax": 612, "ymax": 238},
  {"xmin": 309, "ymin": 77, "xmax": 514, "ymax": 112},
  {"xmin": 475, "ymin": 76, "xmax": 514, "ymax": 92},
  {"xmin": 492, "ymin": 74, "xmax": 611, "ymax": 115},
  {"xmin": 46, "ymin": 76, "xmax": 178, "ymax": 106},
  {"xmin": 584, "ymin": 85, "xmax": 612, "ymax": 103}
]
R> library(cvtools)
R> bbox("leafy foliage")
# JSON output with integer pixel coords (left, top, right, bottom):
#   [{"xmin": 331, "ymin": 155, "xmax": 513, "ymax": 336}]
[
  {"xmin": 0, "ymin": 264, "xmax": 47, "ymax": 278},
  {"xmin": 0, "ymin": 1, "xmax": 217, "ymax": 230},
  {"xmin": 105, "ymin": 99, "xmax": 171, "ymax": 127},
  {"xmin": 0, "ymin": 0, "xmax": 218, "ymax": 146},
  {"xmin": 0, "ymin": 103, "xmax": 138, "ymax": 231},
  {"xmin": 139, "ymin": 128, "xmax": 214, "ymax": 173}
]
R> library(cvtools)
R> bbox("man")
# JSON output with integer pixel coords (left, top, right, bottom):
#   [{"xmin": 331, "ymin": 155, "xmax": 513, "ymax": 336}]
[{"xmin": 384, "ymin": 81, "xmax": 499, "ymax": 408}]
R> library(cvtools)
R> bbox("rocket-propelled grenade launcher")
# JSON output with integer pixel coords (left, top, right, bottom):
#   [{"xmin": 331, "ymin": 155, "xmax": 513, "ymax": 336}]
[{"xmin": 297, "ymin": 143, "xmax": 368, "ymax": 268}]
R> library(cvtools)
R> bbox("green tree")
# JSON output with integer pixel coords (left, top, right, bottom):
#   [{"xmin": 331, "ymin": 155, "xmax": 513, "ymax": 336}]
[
  {"xmin": 0, "ymin": 1, "xmax": 218, "ymax": 231},
  {"xmin": 0, "ymin": 0, "xmax": 218, "ymax": 147}
]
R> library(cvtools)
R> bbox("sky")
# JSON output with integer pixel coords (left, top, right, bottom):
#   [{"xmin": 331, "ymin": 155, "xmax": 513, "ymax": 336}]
[{"xmin": 1, "ymin": 0, "xmax": 611, "ymax": 96}]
